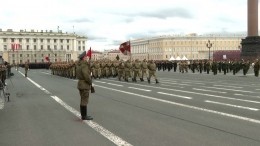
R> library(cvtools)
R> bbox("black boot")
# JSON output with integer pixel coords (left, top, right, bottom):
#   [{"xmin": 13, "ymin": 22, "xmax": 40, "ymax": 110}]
[
  {"xmin": 86, "ymin": 106, "xmax": 93, "ymax": 120},
  {"xmin": 147, "ymin": 78, "xmax": 150, "ymax": 84},
  {"xmin": 80, "ymin": 106, "xmax": 93, "ymax": 120},
  {"xmin": 155, "ymin": 79, "xmax": 159, "ymax": 84},
  {"xmin": 80, "ymin": 106, "xmax": 86, "ymax": 120}
]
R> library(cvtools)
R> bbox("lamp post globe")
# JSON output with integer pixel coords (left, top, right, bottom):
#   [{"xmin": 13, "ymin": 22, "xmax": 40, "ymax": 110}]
[{"xmin": 206, "ymin": 40, "xmax": 213, "ymax": 60}]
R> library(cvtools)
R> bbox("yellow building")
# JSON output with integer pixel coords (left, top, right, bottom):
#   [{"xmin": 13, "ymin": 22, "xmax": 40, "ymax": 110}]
[{"xmin": 131, "ymin": 34, "xmax": 245, "ymax": 60}]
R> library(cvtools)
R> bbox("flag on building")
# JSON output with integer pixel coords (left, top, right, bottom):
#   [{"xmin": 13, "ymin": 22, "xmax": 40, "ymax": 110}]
[
  {"xmin": 11, "ymin": 43, "xmax": 20, "ymax": 51},
  {"xmin": 45, "ymin": 56, "xmax": 50, "ymax": 62},
  {"xmin": 119, "ymin": 41, "xmax": 131, "ymax": 55}
]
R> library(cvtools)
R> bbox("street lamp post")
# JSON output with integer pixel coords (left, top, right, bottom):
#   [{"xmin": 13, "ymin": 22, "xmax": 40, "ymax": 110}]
[{"xmin": 206, "ymin": 40, "xmax": 213, "ymax": 60}]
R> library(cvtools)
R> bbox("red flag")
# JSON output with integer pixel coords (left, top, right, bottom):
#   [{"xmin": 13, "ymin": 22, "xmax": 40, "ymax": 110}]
[
  {"xmin": 119, "ymin": 41, "xmax": 130, "ymax": 55},
  {"xmin": 45, "ymin": 56, "xmax": 50, "ymax": 62},
  {"xmin": 86, "ymin": 47, "xmax": 92, "ymax": 59},
  {"xmin": 11, "ymin": 43, "xmax": 20, "ymax": 51}
]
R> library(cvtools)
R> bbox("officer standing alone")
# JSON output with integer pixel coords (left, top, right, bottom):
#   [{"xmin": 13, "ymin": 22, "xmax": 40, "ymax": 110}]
[
  {"xmin": 24, "ymin": 61, "xmax": 29, "ymax": 77},
  {"xmin": 76, "ymin": 51, "xmax": 93, "ymax": 120}
]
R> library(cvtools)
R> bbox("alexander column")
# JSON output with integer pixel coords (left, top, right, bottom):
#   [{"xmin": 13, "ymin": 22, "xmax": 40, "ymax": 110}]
[{"xmin": 241, "ymin": 0, "xmax": 260, "ymax": 59}]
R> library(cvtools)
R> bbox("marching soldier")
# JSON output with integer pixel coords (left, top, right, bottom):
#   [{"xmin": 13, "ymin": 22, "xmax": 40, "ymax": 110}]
[
  {"xmin": 124, "ymin": 59, "xmax": 132, "ymax": 82},
  {"xmin": 254, "ymin": 59, "xmax": 260, "ymax": 77},
  {"xmin": 148, "ymin": 60, "xmax": 159, "ymax": 84},
  {"xmin": 118, "ymin": 60, "xmax": 125, "ymax": 81},
  {"xmin": 141, "ymin": 59, "xmax": 148, "ymax": 81},
  {"xmin": 132, "ymin": 59, "xmax": 141, "ymax": 82}
]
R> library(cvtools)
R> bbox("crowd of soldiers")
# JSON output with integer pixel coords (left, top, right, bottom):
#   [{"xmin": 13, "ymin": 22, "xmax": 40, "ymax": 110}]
[
  {"xmin": 49, "ymin": 59, "xmax": 159, "ymax": 84},
  {"xmin": 155, "ymin": 59, "xmax": 260, "ymax": 77},
  {"xmin": 49, "ymin": 58, "xmax": 260, "ymax": 84}
]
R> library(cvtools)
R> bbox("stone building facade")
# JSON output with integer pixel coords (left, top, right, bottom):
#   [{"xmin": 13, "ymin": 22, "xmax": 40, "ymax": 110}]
[{"xmin": 0, "ymin": 29, "xmax": 87, "ymax": 64}]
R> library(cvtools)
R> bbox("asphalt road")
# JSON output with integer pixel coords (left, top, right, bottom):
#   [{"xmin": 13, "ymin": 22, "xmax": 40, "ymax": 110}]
[{"xmin": 0, "ymin": 68, "xmax": 260, "ymax": 146}]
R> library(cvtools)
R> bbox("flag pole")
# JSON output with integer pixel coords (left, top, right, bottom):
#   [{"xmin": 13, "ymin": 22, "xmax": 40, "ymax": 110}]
[{"xmin": 129, "ymin": 40, "xmax": 132, "ymax": 61}]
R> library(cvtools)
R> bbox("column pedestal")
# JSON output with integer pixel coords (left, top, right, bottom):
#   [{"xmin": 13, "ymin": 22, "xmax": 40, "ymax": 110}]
[{"xmin": 241, "ymin": 36, "xmax": 260, "ymax": 59}]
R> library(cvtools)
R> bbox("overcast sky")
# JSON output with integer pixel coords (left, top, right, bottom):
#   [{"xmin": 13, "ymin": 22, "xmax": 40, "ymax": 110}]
[{"xmin": 0, "ymin": 0, "xmax": 253, "ymax": 51}]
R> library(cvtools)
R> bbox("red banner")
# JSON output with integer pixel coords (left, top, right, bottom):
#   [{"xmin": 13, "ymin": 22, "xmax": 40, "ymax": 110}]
[
  {"xmin": 119, "ymin": 41, "xmax": 131, "ymax": 55},
  {"xmin": 11, "ymin": 43, "xmax": 20, "ymax": 51},
  {"xmin": 86, "ymin": 47, "xmax": 92, "ymax": 59}
]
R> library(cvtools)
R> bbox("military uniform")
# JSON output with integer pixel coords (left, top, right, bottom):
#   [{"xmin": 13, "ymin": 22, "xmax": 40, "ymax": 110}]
[
  {"xmin": 76, "ymin": 51, "xmax": 93, "ymax": 120},
  {"xmin": 147, "ymin": 60, "xmax": 159, "ymax": 84},
  {"xmin": 254, "ymin": 59, "xmax": 260, "ymax": 77},
  {"xmin": 24, "ymin": 62, "xmax": 29, "ymax": 77}
]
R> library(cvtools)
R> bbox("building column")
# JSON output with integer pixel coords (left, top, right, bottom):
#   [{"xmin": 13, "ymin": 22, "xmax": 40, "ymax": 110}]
[
  {"xmin": 241, "ymin": 0, "xmax": 260, "ymax": 59},
  {"xmin": 248, "ymin": 0, "xmax": 258, "ymax": 36}
]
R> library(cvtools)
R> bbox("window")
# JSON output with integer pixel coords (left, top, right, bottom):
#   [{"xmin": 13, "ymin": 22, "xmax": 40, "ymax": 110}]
[
  {"xmin": 82, "ymin": 41, "xmax": 85, "ymax": 44},
  {"xmin": 34, "ymin": 45, "xmax": 36, "ymax": 50},
  {"xmin": 54, "ymin": 39, "xmax": 57, "ymax": 43},
  {"xmin": 41, "ymin": 54, "xmax": 44, "ymax": 57},
  {"xmin": 19, "ymin": 38, "xmax": 22, "ymax": 42},
  {"xmin": 12, "ymin": 54, "xmax": 15, "ymax": 57},
  {"xmin": 47, "ymin": 39, "xmax": 50, "ymax": 43},
  {"xmin": 78, "ymin": 41, "xmax": 81, "ymax": 44},
  {"xmin": 26, "ymin": 39, "xmax": 29, "ymax": 43},
  {"xmin": 41, "ymin": 39, "xmax": 43, "ymax": 43},
  {"xmin": 55, "ymin": 54, "xmax": 57, "ymax": 57},
  {"xmin": 67, "ymin": 45, "xmax": 69, "ymax": 50},
  {"xmin": 4, "ymin": 45, "xmax": 7, "ymax": 50},
  {"xmin": 33, "ymin": 39, "xmax": 37, "ymax": 43},
  {"xmin": 67, "ymin": 39, "xmax": 70, "ymax": 43},
  {"xmin": 34, "ymin": 54, "xmax": 36, "ymax": 57},
  {"xmin": 54, "ymin": 45, "xmax": 57, "ymax": 50},
  {"xmin": 78, "ymin": 46, "xmax": 81, "ymax": 51},
  {"xmin": 11, "ymin": 38, "xmax": 15, "ymax": 42},
  {"xmin": 42, "ymin": 59, "xmax": 44, "ymax": 62},
  {"xmin": 61, "ymin": 45, "xmax": 63, "ymax": 50},
  {"xmin": 35, "ymin": 59, "xmax": 37, "ymax": 63},
  {"xmin": 27, "ymin": 54, "xmax": 30, "ymax": 57},
  {"xmin": 3, "ymin": 38, "xmax": 7, "ymax": 42},
  {"xmin": 27, "ymin": 45, "xmax": 29, "ymax": 50},
  {"xmin": 41, "ymin": 45, "xmax": 43, "ymax": 50},
  {"xmin": 47, "ymin": 45, "xmax": 50, "ymax": 50},
  {"xmin": 83, "ymin": 46, "xmax": 85, "ymax": 51},
  {"xmin": 20, "ymin": 54, "xmax": 23, "ymax": 57},
  {"xmin": 60, "ymin": 39, "xmax": 63, "ymax": 43},
  {"xmin": 20, "ymin": 60, "xmax": 22, "ymax": 64}
]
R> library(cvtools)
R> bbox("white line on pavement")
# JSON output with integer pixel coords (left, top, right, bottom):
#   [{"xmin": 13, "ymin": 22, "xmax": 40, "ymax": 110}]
[
  {"xmin": 102, "ymin": 79, "xmax": 260, "ymax": 104},
  {"xmin": 181, "ymin": 82, "xmax": 206, "ymax": 85},
  {"xmin": 161, "ymin": 81, "xmax": 190, "ymax": 86},
  {"xmin": 234, "ymin": 94, "xmax": 260, "ymax": 99},
  {"xmin": 202, "ymin": 86, "xmax": 256, "ymax": 93},
  {"xmin": 128, "ymin": 87, "xmax": 151, "ymax": 92},
  {"xmin": 213, "ymin": 85, "xmax": 243, "ymax": 89},
  {"xmin": 95, "ymin": 81, "xmax": 107, "ymax": 84},
  {"xmin": 93, "ymin": 84, "xmax": 260, "ymax": 124},
  {"xmin": 51, "ymin": 96, "xmax": 132, "ymax": 146},
  {"xmin": 205, "ymin": 100, "xmax": 259, "ymax": 111},
  {"xmin": 19, "ymin": 71, "xmax": 132, "ymax": 146},
  {"xmin": 107, "ymin": 83, "xmax": 123, "ymax": 87},
  {"xmin": 41, "ymin": 72, "xmax": 51, "ymax": 75},
  {"xmin": 157, "ymin": 92, "xmax": 192, "ymax": 99},
  {"xmin": 160, "ymin": 84, "xmax": 184, "ymax": 88},
  {"xmin": 192, "ymin": 88, "xmax": 227, "ymax": 94}
]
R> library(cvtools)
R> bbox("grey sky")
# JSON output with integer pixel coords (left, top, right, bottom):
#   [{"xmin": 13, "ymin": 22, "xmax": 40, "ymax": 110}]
[{"xmin": 0, "ymin": 0, "xmax": 252, "ymax": 51}]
